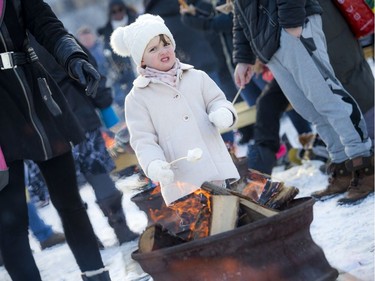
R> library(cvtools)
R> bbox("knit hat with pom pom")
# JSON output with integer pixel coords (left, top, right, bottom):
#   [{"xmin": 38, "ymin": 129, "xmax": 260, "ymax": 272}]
[{"xmin": 110, "ymin": 13, "xmax": 176, "ymax": 66}]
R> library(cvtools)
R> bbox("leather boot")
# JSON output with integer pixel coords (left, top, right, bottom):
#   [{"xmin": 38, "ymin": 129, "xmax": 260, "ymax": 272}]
[
  {"xmin": 337, "ymin": 155, "xmax": 374, "ymax": 205},
  {"xmin": 81, "ymin": 270, "xmax": 111, "ymax": 281},
  {"xmin": 311, "ymin": 161, "xmax": 352, "ymax": 200},
  {"xmin": 97, "ymin": 190, "xmax": 139, "ymax": 244}
]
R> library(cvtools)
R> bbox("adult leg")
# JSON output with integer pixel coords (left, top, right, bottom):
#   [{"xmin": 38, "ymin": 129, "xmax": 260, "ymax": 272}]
[
  {"xmin": 36, "ymin": 152, "xmax": 104, "ymax": 273},
  {"xmin": 77, "ymin": 129, "xmax": 138, "ymax": 244},
  {"xmin": 247, "ymin": 80, "xmax": 290, "ymax": 174},
  {"xmin": 27, "ymin": 201, "xmax": 53, "ymax": 242},
  {"xmin": 320, "ymin": 0, "xmax": 375, "ymax": 144},
  {"xmin": 268, "ymin": 16, "xmax": 371, "ymax": 162},
  {"xmin": 0, "ymin": 160, "xmax": 41, "ymax": 281}
]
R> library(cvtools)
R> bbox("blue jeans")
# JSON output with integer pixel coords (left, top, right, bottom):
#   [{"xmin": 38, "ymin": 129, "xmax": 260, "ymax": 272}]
[{"xmin": 27, "ymin": 202, "xmax": 53, "ymax": 242}]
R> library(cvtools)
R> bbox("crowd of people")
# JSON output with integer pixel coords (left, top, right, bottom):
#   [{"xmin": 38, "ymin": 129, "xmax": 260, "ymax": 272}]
[{"xmin": 0, "ymin": 0, "xmax": 373, "ymax": 280}]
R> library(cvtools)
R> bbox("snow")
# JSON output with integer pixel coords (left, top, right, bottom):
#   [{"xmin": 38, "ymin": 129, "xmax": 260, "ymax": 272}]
[{"xmin": 0, "ymin": 158, "xmax": 373, "ymax": 281}]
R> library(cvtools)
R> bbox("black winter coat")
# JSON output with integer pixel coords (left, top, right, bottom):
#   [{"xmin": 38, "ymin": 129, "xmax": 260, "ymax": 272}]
[
  {"xmin": 232, "ymin": 0, "xmax": 322, "ymax": 64},
  {"xmin": 30, "ymin": 35, "xmax": 113, "ymax": 133},
  {"xmin": 0, "ymin": 0, "xmax": 90, "ymax": 162}
]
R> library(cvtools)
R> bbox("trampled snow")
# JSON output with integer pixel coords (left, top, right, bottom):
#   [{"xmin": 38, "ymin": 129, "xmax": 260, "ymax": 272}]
[{"xmin": 0, "ymin": 158, "xmax": 373, "ymax": 280}]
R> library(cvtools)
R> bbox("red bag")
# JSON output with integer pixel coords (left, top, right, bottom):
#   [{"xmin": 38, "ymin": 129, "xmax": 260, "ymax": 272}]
[{"xmin": 334, "ymin": 0, "xmax": 375, "ymax": 38}]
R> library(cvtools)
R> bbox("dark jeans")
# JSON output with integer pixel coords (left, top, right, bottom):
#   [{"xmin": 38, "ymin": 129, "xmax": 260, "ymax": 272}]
[
  {"xmin": 252, "ymin": 79, "xmax": 311, "ymax": 153},
  {"xmin": 0, "ymin": 152, "xmax": 103, "ymax": 281}
]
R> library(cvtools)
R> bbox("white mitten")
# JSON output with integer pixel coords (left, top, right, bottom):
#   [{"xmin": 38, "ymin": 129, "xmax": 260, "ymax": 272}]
[
  {"xmin": 208, "ymin": 107, "xmax": 234, "ymax": 129},
  {"xmin": 147, "ymin": 160, "xmax": 174, "ymax": 185}
]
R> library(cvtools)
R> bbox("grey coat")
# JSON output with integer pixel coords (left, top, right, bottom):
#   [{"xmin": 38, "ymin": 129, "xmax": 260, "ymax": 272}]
[{"xmin": 125, "ymin": 63, "xmax": 240, "ymax": 189}]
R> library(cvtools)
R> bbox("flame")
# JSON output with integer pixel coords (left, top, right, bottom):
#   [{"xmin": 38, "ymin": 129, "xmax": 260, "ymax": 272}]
[
  {"xmin": 101, "ymin": 131, "xmax": 116, "ymax": 149},
  {"xmin": 148, "ymin": 183, "xmax": 212, "ymax": 241}
]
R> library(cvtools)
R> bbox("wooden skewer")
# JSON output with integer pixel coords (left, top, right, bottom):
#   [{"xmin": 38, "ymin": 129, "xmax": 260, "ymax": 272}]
[{"xmin": 232, "ymin": 87, "xmax": 243, "ymax": 104}]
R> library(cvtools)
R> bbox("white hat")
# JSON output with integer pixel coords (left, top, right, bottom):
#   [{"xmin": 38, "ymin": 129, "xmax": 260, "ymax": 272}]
[{"xmin": 110, "ymin": 13, "xmax": 176, "ymax": 66}]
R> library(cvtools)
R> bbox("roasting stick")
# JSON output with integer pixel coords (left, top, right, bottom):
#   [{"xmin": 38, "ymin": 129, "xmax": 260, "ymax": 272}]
[
  {"xmin": 232, "ymin": 87, "xmax": 243, "ymax": 104},
  {"xmin": 168, "ymin": 148, "xmax": 203, "ymax": 165}
]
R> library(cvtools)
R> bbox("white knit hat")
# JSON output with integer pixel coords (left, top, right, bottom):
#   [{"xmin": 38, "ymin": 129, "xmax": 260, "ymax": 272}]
[{"xmin": 110, "ymin": 14, "xmax": 176, "ymax": 66}]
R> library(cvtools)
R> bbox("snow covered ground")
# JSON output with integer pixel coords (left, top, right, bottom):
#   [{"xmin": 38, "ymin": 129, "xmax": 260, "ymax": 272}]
[
  {"xmin": 0, "ymin": 157, "xmax": 373, "ymax": 281},
  {"xmin": 0, "ymin": 60, "xmax": 373, "ymax": 281}
]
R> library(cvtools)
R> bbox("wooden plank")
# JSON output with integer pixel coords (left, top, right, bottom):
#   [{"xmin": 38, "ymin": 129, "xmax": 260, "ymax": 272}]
[
  {"xmin": 210, "ymin": 195, "xmax": 239, "ymax": 235},
  {"xmin": 201, "ymin": 182, "xmax": 279, "ymax": 218},
  {"xmin": 138, "ymin": 224, "xmax": 186, "ymax": 253},
  {"xmin": 220, "ymin": 102, "xmax": 257, "ymax": 133}
]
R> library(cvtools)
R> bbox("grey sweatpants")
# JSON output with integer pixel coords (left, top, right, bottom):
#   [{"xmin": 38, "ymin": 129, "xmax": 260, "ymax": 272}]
[{"xmin": 267, "ymin": 15, "xmax": 372, "ymax": 163}]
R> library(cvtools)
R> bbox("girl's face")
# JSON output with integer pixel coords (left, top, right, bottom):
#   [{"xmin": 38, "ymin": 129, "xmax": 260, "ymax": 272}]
[{"xmin": 141, "ymin": 35, "xmax": 176, "ymax": 71}]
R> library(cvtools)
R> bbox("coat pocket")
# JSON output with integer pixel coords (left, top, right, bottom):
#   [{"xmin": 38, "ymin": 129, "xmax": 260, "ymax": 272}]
[{"xmin": 37, "ymin": 77, "xmax": 62, "ymax": 116}]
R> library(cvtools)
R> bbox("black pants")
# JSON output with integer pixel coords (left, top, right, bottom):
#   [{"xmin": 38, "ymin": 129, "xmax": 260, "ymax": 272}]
[
  {"xmin": 252, "ymin": 79, "xmax": 308, "ymax": 152},
  {"xmin": 0, "ymin": 152, "xmax": 103, "ymax": 281}
]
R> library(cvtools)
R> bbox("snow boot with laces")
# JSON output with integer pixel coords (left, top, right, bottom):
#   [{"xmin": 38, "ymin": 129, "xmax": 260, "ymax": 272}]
[
  {"xmin": 337, "ymin": 155, "xmax": 374, "ymax": 205},
  {"xmin": 311, "ymin": 161, "xmax": 352, "ymax": 200},
  {"xmin": 97, "ymin": 190, "xmax": 139, "ymax": 245}
]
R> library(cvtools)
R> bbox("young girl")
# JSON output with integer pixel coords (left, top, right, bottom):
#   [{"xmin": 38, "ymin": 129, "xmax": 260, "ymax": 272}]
[{"xmin": 110, "ymin": 14, "xmax": 239, "ymax": 205}]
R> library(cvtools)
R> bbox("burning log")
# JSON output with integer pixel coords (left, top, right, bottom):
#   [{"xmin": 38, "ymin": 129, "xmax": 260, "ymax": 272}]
[
  {"xmin": 201, "ymin": 182, "xmax": 278, "ymax": 218},
  {"xmin": 210, "ymin": 195, "xmax": 239, "ymax": 235},
  {"xmin": 138, "ymin": 224, "xmax": 186, "ymax": 253}
]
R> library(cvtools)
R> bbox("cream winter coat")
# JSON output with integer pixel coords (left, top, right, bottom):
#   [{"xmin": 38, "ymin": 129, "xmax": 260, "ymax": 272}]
[{"xmin": 125, "ymin": 63, "xmax": 240, "ymax": 190}]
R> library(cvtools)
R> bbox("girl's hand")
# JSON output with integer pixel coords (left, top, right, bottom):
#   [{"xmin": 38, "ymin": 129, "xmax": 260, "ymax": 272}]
[{"xmin": 285, "ymin": 26, "xmax": 303, "ymax": 38}]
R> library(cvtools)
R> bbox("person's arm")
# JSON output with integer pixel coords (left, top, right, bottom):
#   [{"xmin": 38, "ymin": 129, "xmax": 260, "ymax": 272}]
[
  {"xmin": 277, "ymin": 0, "xmax": 306, "ymax": 36},
  {"xmin": 22, "ymin": 0, "xmax": 100, "ymax": 96},
  {"xmin": 232, "ymin": 2, "xmax": 255, "ymax": 65},
  {"xmin": 232, "ymin": 3, "xmax": 256, "ymax": 88}
]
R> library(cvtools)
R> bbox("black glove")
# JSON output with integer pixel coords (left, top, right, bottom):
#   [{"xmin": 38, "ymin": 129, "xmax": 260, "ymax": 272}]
[{"xmin": 68, "ymin": 58, "xmax": 100, "ymax": 97}]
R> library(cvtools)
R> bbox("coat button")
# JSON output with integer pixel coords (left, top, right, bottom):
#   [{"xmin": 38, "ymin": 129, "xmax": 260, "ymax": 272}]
[
  {"xmin": 183, "ymin": 115, "xmax": 189, "ymax": 121},
  {"xmin": 174, "ymin": 94, "xmax": 180, "ymax": 99}
]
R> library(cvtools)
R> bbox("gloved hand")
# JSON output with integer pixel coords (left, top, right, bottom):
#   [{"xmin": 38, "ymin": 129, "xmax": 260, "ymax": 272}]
[
  {"xmin": 208, "ymin": 107, "xmax": 234, "ymax": 129},
  {"xmin": 147, "ymin": 160, "xmax": 174, "ymax": 186},
  {"xmin": 68, "ymin": 58, "xmax": 100, "ymax": 97}
]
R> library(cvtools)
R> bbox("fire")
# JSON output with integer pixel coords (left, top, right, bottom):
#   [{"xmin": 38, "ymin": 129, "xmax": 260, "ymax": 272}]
[
  {"xmin": 101, "ymin": 131, "xmax": 116, "ymax": 149},
  {"xmin": 148, "ymin": 184, "xmax": 212, "ymax": 241}
]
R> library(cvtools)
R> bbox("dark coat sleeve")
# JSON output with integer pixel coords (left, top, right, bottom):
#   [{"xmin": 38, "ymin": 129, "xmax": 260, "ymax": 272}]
[
  {"xmin": 21, "ymin": 0, "xmax": 88, "ymax": 73},
  {"xmin": 277, "ymin": 0, "xmax": 307, "ymax": 28},
  {"xmin": 232, "ymin": 3, "xmax": 256, "ymax": 65}
]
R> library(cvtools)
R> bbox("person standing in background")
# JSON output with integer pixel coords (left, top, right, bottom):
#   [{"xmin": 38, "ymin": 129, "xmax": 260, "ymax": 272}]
[
  {"xmin": 233, "ymin": 0, "xmax": 374, "ymax": 205},
  {"xmin": 0, "ymin": 0, "xmax": 111, "ymax": 280},
  {"xmin": 30, "ymin": 34, "xmax": 140, "ymax": 246},
  {"xmin": 97, "ymin": 0, "xmax": 138, "ymax": 120}
]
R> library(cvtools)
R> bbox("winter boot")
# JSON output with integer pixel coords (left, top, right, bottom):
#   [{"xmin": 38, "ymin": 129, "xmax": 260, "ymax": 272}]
[
  {"xmin": 40, "ymin": 231, "xmax": 66, "ymax": 250},
  {"xmin": 311, "ymin": 161, "xmax": 352, "ymax": 200},
  {"xmin": 81, "ymin": 269, "xmax": 111, "ymax": 281},
  {"xmin": 247, "ymin": 144, "xmax": 277, "ymax": 175},
  {"xmin": 97, "ymin": 190, "xmax": 139, "ymax": 244},
  {"xmin": 337, "ymin": 155, "xmax": 374, "ymax": 205}
]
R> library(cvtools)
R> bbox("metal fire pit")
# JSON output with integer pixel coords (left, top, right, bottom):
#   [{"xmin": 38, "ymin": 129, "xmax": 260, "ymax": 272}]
[{"xmin": 131, "ymin": 195, "xmax": 338, "ymax": 281}]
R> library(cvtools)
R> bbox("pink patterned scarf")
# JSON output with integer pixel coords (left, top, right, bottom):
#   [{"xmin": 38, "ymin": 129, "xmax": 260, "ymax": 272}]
[{"xmin": 138, "ymin": 59, "xmax": 182, "ymax": 88}]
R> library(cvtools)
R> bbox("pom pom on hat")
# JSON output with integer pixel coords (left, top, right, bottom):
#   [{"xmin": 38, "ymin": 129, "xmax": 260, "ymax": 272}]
[{"xmin": 110, "ymin": 13, "xmax": 176, "ymax": 66}]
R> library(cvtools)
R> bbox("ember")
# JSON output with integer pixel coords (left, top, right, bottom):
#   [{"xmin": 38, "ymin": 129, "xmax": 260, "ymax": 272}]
[{"xmin": 148, "ymin": 185, "xmax": 211, "ymax": 240}]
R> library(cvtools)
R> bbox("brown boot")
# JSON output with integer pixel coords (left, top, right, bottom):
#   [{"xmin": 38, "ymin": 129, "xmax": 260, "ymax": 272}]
[
  {"xmin": 311, "ymin": 161, "xmax": 351, "ymax": 200},
  {"xmin": 337, "ymin": 155, "xmax": 374, "ymax": 205}
]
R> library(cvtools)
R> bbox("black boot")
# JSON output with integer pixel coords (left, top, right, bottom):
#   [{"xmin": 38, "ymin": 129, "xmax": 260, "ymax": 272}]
[
  {"xmin": 81, "ymin": 270, "xmax": 111, "ymax": 281},
  {"xmin": 97, "ymin": 190, "xmax": 139, "ymax": 244}
]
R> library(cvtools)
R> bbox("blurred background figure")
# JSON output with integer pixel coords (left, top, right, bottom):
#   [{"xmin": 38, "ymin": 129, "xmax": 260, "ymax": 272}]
[
  {"xmin": 97, "ymin": 0, "xmax": 138, "ymax": 120},
  {"xmin": 77, "ymin": 25, "xmax": 111, "ymax": 83}
]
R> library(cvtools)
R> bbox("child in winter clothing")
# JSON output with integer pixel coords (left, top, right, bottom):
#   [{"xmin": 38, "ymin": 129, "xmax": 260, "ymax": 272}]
[{"xmin": 110, "ymin": 14, "xmax": 239, "ymax": 205}]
